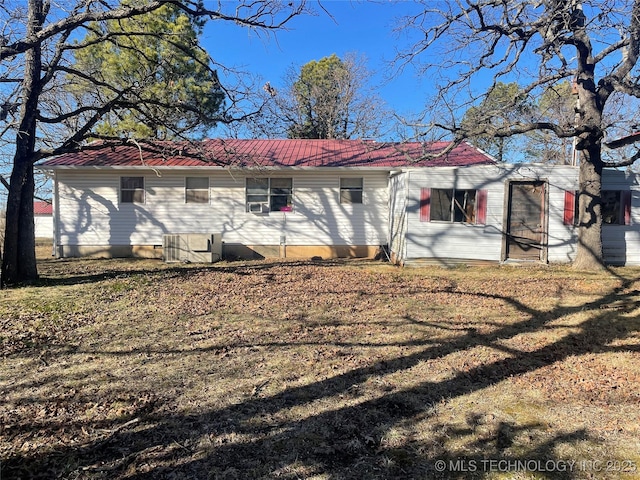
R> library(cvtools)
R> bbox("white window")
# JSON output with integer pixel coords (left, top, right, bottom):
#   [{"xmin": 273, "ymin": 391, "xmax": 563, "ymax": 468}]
[
  {"xmin": 246, "ymin": 178, "xmax": 293, "ymax": 212},
  {"xmin": 185, "ymin": 177, "xmax": 209, "ymax": 204},
  {"xmin": 120, "ymin": 176, "xmax": 144, "ymax": 203},
  {"xmin": 340, "ymin": 177, "xmax": 363, "ymax": 204}
]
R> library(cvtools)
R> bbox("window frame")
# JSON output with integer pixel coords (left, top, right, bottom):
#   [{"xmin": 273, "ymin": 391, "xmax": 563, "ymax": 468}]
[
  {"xmin": 420, "ymin": 187, "xmax": 487, "ymax": 225},
  {"xmin": 185, "ymin": 176, "xmax": 210, "ymax": 204},
  {"xmin": 430, "ymin": 188, "xmax": 478, "ymax": 223},
  {"xmin": 120, "ymin": 176, "xmax": 145, "ymax": 204},
  {"xmin": 602, "ymin": 190, "xmax": 631, "ymax": 225},
  {"xmin": 246, "ymin": 177, "xmax": 293, "ymax": 213},
  {"xmin": 564, "ymin": 190, "xmax": 631, "ymax": 226},
  {"xmin": 339, "ymin": 177, "xmax": 364, "ymax": 204}
]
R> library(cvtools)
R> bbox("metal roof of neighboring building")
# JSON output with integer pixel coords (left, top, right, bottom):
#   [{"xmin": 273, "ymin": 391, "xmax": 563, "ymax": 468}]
[
  {"xmin": 34, "ymin": 201, "xmax": 52, "ymax": 215},
  {"xmin": 40, "ymin": 139, "xmax": 495, "ymax": 169}
]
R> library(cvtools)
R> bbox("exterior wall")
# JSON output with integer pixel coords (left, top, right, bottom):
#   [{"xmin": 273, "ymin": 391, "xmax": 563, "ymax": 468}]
[
  {"xmin": 388, "ymin": 172, "xmax": 408, "ymax": 264},
  {"xmin": 53, "ymin": 168, "xmax": 389, "ymax": 259},
  {"xmin": 602, "ymin": 169, "xmax": 640, "ymax": 265},
  {"xmin": 51, "ymin": 164, "xmax": 640, "ymax": 265},
  {"xmin": 34, "ymin": 214, "xmax": 53, "ymax": 239},
  {"xmin": 398, "ymin": 164, "xmax": 580, "ymax": 265}
]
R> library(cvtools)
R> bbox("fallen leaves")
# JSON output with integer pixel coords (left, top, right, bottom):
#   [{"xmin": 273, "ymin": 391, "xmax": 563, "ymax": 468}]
[{"xmin": 1, "ymin": 257, "xmax": 640, "ymax": 478}]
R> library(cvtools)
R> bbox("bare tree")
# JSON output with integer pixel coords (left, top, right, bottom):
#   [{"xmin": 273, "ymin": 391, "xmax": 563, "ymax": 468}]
[
  {"xmin": 0, "ymin": 0, "xmax": 306, "ymax": 286},
  {"xmin": 394, "ymin": 0, "xmax": 640, "ymax": 270}
]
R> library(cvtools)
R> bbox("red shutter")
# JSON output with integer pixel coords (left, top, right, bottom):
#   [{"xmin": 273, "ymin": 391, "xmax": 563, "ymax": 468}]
[
  {"xmin": 563, "ymin": 190, "xmax": 576, "ymax": 225},
  {"xmin": 476, "ymin": 189, "xmax": 487, "ymax": 225},
  {"xmin": 621, "ymin": 190, "xmax": 632, "ymax": 225},
  {"xmin": 420, "ymin": 188, "xmax": 430, "ymax": 222}
]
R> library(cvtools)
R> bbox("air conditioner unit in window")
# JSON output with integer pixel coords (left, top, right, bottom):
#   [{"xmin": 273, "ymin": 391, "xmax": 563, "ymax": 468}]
[
  {"xmin": 248, "ymin": 202, "xmax": 269, "ymax": 214},
  {"xmin": 162, "ymin": 233, "xmax": 222, "ymax": 263}
]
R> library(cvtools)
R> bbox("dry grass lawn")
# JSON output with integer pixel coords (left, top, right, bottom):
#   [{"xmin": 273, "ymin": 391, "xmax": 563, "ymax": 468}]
[{"xmin": 1, "ymin": 246, "xmax": 640, "ymax": 479}]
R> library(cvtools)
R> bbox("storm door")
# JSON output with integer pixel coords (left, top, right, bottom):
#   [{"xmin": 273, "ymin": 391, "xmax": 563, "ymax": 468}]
[{"xmin": 505, "ymin": 181, "xmax": 547, "ymax": 261}]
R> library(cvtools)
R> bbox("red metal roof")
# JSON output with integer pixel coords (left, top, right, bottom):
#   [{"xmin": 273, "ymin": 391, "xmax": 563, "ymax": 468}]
[
  {"xmin": 34, "ymin": 201, "xmax": 52, "ymax": 215},
  {"xmin": 40, "ymin": 139, "xmax": 494, "ymax": 169}
]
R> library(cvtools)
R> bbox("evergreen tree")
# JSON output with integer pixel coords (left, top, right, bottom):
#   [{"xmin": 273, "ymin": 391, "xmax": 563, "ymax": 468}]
[
  {"xmin": 255, "ymin": 53, "xmax": 390, "ymax": 140},
  {"xmin": 289, "ymin": 54, "xmax": 349, "ymax": 139},
  {"xmin": 461, "ymin": 82, "xmax": 531, "ymax": 162},
  {"xmin": 70, "ymin": 3, "xmax": 224, "ymax": 139},
  {"xmin": 524, "ymin": 82, "xmax": 576, "ymax": 165},
  {"xmin": 0, "ymin": 0, "xmax": 304, "ymax": 286}
]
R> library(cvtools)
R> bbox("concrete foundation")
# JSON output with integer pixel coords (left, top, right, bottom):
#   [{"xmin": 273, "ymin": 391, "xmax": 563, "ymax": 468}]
[{"xmin": 56, "ymin": 244, "xmax": 382, "ymax": 261}]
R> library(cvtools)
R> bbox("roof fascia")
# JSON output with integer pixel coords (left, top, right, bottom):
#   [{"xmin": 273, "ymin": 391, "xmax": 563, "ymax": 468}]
[{"xmin": 37, "ymin": 165, "xmax": 398, "ymax": 172}]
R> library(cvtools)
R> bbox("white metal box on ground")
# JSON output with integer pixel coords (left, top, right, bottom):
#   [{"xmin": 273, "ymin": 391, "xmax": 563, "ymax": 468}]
[{"xmin": 162, "ymin": 233, "xmax": 222, "ymax": 263}]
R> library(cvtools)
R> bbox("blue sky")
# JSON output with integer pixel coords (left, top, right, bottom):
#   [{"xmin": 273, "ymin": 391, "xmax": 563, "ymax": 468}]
[{"xmin": 201, "ymin": 1, "xmax": 428, "ymax": 126}]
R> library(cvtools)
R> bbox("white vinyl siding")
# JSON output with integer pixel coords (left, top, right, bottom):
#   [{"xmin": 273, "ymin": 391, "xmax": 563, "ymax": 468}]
[
  {"xmin": 34, "ymin": 214, "xmax": 53, "ymax": 239},
  {"xmin": 54, "ymin": 169, "xmax": 389, "ymax": 249},
  {"xmin": 51, "ymin": 163, "xmax": 640, "ymax": 266},
  {"xmin": 388, "ymin": 173, "xmax": 408, "ymax": 261},
  {"xmin": 601, "ymin": 170, "xmax": 640, "ymax": 265},
  {"xmin": 403, "ymin": 164, "xmax": 580, "ymax": 264}
]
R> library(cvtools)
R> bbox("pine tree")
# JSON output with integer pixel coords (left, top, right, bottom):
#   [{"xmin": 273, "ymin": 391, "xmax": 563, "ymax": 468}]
[{"xmin": 69, "ymin": 3, "xmax": 224, "ymax": 140}]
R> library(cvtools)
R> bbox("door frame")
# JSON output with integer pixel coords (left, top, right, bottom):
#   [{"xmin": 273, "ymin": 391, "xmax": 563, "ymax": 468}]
[{"xmin": 501, "ymin": 179, "xmax": 549, "ymax": 263}]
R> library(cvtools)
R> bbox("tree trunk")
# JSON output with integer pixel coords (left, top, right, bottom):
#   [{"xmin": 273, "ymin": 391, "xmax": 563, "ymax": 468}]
[
  {"xmin": 573, "ymin": 144, "xmax": 605, "ymax": 270},
  {"xmin": 1, "ymin": 0, "xmax": 43, "ymax": 287},
  {"xmin": 2, "ymin": 160, "xmax": 37, "ymax": 286}
]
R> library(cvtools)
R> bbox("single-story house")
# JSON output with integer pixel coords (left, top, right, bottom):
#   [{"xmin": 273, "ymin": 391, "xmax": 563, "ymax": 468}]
[
  {"xmin": 34, "ymin": 200, "xmax": 53, "ymax": 239},
  {"xmin": 39, "ymin": 139, "xmax": 640, "ymax": 266}
]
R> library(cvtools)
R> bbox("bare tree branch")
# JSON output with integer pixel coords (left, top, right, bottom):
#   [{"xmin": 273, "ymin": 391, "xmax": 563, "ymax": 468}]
[
  {"xmin": 0, "ymin": 0, "xmax": 309, "ymax": 285},
  {"xmin": 392, "ymin": 0, "xmax": 640, "ymax": 269}
]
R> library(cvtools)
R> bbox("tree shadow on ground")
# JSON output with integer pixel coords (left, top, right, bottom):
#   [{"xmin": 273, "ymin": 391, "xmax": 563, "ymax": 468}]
[
  {"xmin": 33, "ymin": 256, "xmax": 368, "ymax": 288},
  {"xmin": 3, "ymin": 264, "xmax": 639, "ymax": 479}
]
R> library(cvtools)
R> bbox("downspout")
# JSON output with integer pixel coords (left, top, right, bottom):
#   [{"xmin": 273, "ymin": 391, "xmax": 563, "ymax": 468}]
[{"xmin": 280, "ymin": 214, "xmax": 287, "ymax": 259}]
